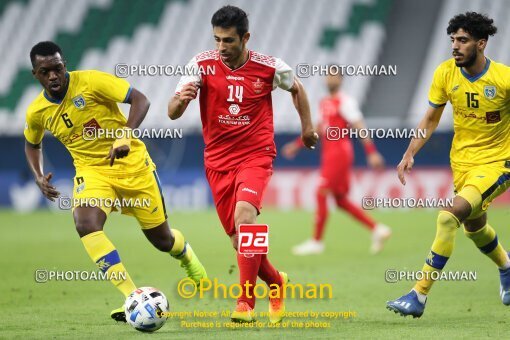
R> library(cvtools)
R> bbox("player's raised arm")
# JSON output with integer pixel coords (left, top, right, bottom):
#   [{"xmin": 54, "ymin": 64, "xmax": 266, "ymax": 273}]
[
  {"xmin": 397, "ymin": 104, "xmax": 445, "ymax": 185},
  {"xmin": 24, "ymin": 140, "xmax": 60, "ymax": 201},
  {"xmin": 288, "ymin": 77, "xmax": 318, "ymax": 149},
  {"xmin": 124, "ymin": 88, "xmax": 151, "ymax": 129},
  {"xmin": 168, "ymin": 56, "xmax": 202, "ymax": 120},
  {"xmin": 167, "ymin": 82, "xmax": 198, "ymax": 120},
  {"xmin": 106, "ymin": 87, "xmax": 151, "ymax": 166},
  {"xmin": 88, "ymin": 70, "xmax": 150, "ymax": 166}
]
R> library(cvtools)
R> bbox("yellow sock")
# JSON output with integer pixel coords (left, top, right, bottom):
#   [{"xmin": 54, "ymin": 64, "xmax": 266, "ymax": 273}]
[
  {"xmin": 465, "ymin": 223, "xmax": 510, "ymax": 269},
  {"xmin": 81, "ymin": 231, "xmax": 136, "ymax": 297},
  {"xmin": 414, "ymin": 210, "xmax": 460, "ymax": 295},
  {"xmin": 170, "ymin": 229, "xmax": 192, "ymax": 264}
]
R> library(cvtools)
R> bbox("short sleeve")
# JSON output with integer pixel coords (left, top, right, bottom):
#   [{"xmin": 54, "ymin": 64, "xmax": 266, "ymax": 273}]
[
  {"xmin": 89, "ymin": 70, "xmax": 132, "ymax": 103},
  {"xmin": 340, "ymin": 94, "xmax": 363, "ymax": 124},
  {"xmin": 428, "ymin": 65, "xmax": 448, "ymax": 108},
  {"xmin": 175, "ymin": 56, "xmax": 202, "ymax": 94},
  {"xmin": 273, "ymin": 58, "xmax": 295, "ymax": 91},
  {"xmin": 24, "ymin": 108, "xmax": 44, "ymax": 145}
]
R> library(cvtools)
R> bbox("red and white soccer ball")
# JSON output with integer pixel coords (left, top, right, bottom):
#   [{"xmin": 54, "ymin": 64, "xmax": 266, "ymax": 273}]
[{"xmin": 124, "ymin": 287, "xmax": 169, "ymax": 332}]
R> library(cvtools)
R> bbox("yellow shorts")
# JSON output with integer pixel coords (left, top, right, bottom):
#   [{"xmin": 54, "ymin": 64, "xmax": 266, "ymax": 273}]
[
  {"xmin": 453, "ymin": 162, "xmax": 510, "ymax": 218},
  {"xmin": 71, "ymin": 168, "xmax": 168, "ymax": 229}
]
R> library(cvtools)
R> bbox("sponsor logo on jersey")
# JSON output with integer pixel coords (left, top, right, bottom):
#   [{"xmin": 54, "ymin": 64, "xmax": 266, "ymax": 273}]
[
  {"xmin": 83, "ymin": 118, "xmax": 101, "ymax": 130},
  {"xmin": 228, "ymin": 103, "xmax": 241, "ymax": 115},
  {"xmin": 226, "ymin": 75, "xmax": 244, "ymax": 81},
  {"xmin": 451, "ymin": 85, "xmax": 459, "ymax": 92},
  {"xmin": 483, "ymin": 85, "xmax": 496, "ymax": 100},
  {"xmin": 486, "ymin": 111, "xmax": 501, "ymax": 123},
  {"xmin": 76, "ymin": 183, "xmax": 85, "ymax": 193},
  {"xmin": 72, "ymin": 95, "xmax": 86, "ymax": 109}
]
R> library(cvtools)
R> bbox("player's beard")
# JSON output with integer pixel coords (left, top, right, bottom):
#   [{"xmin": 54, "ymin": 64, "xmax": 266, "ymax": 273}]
[{"xmin": 455, "ymin": 47, "xmax": 477, "ymax": 68}]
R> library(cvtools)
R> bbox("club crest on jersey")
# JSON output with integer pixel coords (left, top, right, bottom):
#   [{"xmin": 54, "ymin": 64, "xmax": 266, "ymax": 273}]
[
  {"xmin": 252, "ymin": 78, "xmax": 264, "ymax": 94},
  {"xmin": 72, "ymin": 95, "xmax": 86, "ymax": 109},
  {"xmin": 228, "ymin": 103, "xmax": 241, "ymax": 115},
  {"xmin": 483, "ymin": 85, "xmax": 496, "ymax": 100}
]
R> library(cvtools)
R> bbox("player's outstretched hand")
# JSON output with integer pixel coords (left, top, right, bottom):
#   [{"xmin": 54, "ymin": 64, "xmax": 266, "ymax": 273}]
[
  {"xmin": 367, "ymin": 152, "xmax": 385, "ymax": 170},
  {"xmin": 179, "ymin": 82, "xmax": 199, "ymax": 104},
  {"xmin": 281, "ymin": 142, "xmax": 300, "ymax": 159},
  {"xmin": 35, "ymin": 172, "xmax": 60, "ymax": 202},
  {"xmin": 302, "ymin": 129, "xmax": 319, "ymax": 150},
  {"xmin": 107, "ymin": 138, "xmax": 131, "ymax": 166},
  {"xmin": 397, "ymin": 153, "xmax": 414, "ymax": 185}
]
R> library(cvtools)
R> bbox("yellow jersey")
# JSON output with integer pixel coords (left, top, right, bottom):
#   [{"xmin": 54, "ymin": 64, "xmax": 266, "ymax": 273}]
[
  {"xmin": 428, "ymin": 58, "xmax": 510, "ymax": 172},
  {"xmin": 24, "ymin": 70, "xmax": 155, "ymax": 176}
]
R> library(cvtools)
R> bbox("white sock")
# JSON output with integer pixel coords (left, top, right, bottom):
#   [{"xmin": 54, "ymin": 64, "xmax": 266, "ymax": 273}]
[{"xmin": 412, "ymin": 289, "xmax": 427, "ymax": 304}]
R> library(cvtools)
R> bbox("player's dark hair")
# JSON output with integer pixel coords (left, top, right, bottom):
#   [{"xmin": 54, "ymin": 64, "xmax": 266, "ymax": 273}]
[
  {"xmin": 211, "ymin": 5, "xmax": 249, "ymax": 39},
  {"xmin": 30, "ymin": 41, "xmax": 64, "ymax": 68},
  {"xmin": 447, "ymin": 12, "xmax": 497, "ymax": 40}
]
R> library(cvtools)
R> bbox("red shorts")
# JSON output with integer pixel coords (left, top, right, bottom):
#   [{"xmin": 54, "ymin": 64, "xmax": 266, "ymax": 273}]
[{"xmin": 205, "ymin": 156, "xmax": 273, "ymax": 236}]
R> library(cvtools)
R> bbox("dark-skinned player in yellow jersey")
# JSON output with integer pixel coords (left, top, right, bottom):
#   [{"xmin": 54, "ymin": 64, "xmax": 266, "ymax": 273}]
[{"xmin": 24, "ymin": 41, "xmax": 207, "ymax": 322}]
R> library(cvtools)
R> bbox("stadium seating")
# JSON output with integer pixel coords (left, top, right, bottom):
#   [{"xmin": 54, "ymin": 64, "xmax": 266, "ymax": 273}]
[{"xmin": 0, "ymin": 0, "xmax": 391, "ymax": 133}]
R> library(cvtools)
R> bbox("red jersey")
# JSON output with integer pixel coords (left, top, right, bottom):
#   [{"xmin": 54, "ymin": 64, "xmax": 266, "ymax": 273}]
[
  {"xmin": 176, "ymin": 50, "xmax": 295, "ymax": 171},
  {"xmin": 318, "ymin": 93, "xmax": 363, "ymax": 168}
]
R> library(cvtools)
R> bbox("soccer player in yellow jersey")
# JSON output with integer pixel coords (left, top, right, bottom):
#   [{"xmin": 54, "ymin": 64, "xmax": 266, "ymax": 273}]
[
  {"xmin": 387, "ymin": 12, "xmax": 510, "ymax": 318},
  {"xmin": 24, "ymin": 41, "xmax": 207, "ymax": 322}
]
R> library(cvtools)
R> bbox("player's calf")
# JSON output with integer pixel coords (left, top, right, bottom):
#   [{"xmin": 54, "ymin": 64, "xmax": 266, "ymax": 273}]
[{"xmin": 143, "ymin": 223, "xmax": 207, "ymax": 286}]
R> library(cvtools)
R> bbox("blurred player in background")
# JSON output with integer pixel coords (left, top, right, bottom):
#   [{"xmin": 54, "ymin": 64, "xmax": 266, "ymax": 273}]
[
  {"xmin": 387, "ymin": 12, "xmax": 510, "ymax": 318},
  {"xmin": 168, "ymin": 5, "xmax": 318, "ymax": 323},
  {"xmin": 24, "ymin": 41, "xmax": 207, "ymax": 322},
  {"xmin": 282, "ymin": 71, "xmax": 391, "ymax": 255}
]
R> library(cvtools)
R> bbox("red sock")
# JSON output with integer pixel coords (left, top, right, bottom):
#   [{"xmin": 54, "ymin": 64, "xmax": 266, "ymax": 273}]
[
  {"xmin": 335, "ymin": 196, "xmax": 376, "ymax": 230},
  {"xmin": 314, "ymin": 190, "xmax": 329, "ymax": 241},
  {"xmin": 237, "ymin": 253, "xmax": 262, "ymax": 308},
  {"xmin": 258, "ymin": 254, "xmax": 282, "ymax": 286}
]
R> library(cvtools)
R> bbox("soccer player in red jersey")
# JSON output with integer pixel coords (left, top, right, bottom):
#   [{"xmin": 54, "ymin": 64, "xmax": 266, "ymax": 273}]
[
  {"xmin": 167, "ymin": 6, "xmax": 318, "ymax": 323},
  {"xmin": 283, "ymin": 72, "xmax": 391, "ymax": 255}
]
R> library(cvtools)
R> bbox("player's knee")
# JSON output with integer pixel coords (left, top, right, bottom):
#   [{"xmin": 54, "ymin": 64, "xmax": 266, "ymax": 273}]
[
  {"xmin": 449, "ymin": 186, "xmax": 481, "ymax": 222},
  {"xmin": 75, "ymin": 219, "xmax": 102, "ymax": 237},
  {"xmin": 436, "ymin": 210, "xmax": 460, "ymax": 233},
  {"xmin": 234, "ymin": 205, "xmax": 257, "ymax": 227}
]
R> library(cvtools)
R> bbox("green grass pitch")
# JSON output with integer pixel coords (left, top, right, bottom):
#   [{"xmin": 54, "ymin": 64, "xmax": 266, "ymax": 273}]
[{"xmin": 1, "ymin": 207, "xmax": 510, "ymax": 338}]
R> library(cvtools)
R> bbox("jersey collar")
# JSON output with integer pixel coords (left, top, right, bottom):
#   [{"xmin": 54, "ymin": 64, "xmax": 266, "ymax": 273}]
[
  {"xmin": 43, "ymin": 72, "xmax": 70, "ymax": 104},
  {"xmin": 460, "ymin": 57, "xmax": 490, "ymax": 82}
]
